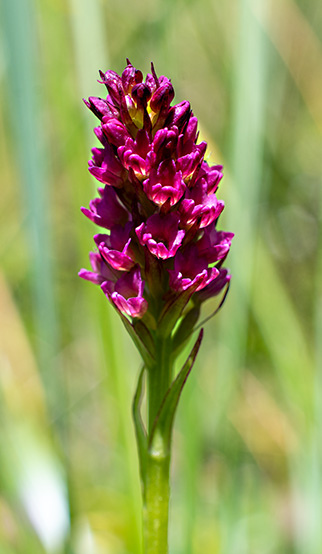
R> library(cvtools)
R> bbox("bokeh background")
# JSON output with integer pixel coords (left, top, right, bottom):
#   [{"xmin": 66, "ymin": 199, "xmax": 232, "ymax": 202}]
[{"xmin": 1, "ymin": 0, "xmax": 322, "ymax": 552}]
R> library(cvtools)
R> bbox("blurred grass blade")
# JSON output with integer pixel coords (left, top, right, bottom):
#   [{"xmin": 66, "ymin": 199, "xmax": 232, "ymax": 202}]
[
  {"xmin": 253, "ymin": 238, "xmax": 313, "ymax": 414},
  {"xmin": 216, "ymin": 0, "xmax": 268, "ymax": 551},
  {"xmin": 1, "ymin": 0, "xmax": 60, "ymax": 412},
  {"xmin": 0, "ymin": 272, "xmax": 69, "ymax": 552},
  {"xmin": 217, "ymin": 0, "xmax": 268, "ymax": 396},
  {"xmin": 68, "ymin": 0, "xmax": 110, "ymax": 139},
  {"xmin": 254, "ymin": 0, "xmax": 322, "ymax": 134}
]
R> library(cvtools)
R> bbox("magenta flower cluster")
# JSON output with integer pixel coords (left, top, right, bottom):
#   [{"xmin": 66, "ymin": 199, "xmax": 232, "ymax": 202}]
[{"xmin": 79, "ymin": 60, "xmax": 233, "ymax": 321}]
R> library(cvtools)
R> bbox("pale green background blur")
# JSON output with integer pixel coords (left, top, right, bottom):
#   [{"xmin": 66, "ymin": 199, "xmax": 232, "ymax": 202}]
[{"xmin": 0, "ymin": 0, "xmax": 322, "ymax": 553}]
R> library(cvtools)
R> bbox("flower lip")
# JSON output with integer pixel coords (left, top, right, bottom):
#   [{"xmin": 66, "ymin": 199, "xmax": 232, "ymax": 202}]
[
  {"xmin": 135, "ymin": 212, "xmax": 185, "ymax": 260},
  {"xmin": 79, "ymin": 251, "xmax": 118, "ymax": 285},
  {"xmin": 198, "ymin": 162, "xmax": 223, "ymax": 194},
  {"xmin": 101, "ymin": 265, "xmax": 148, "ymax": 318},
  {"xmin": 81, "ymin": 186, "xmax": 129, "ymax": 229},
  {"xmin": 179, "ymin": 177, "xmax": 225, "ymax": 229},
  {"xmin": 88, "ymin": 141, "xmax": 125, "ymax": 187},
  {"xmin": 94, "ymin": 222, "xmax": 135, "ymax": 271},
  {"xmin": 117, "ymin": 129, "xmax": 151, "ymax": 177},
  {"xmin": 168, "ymin": 266, "xmax": 219, "ymax": 292},
  {"xmin": 198, "ymin": 225, "xmax": 234, "ymax": 264},
  {"xmin": 195, "ymin": 268, "xmax": 231, "ymax": 302},
  {"xmin": 143, "ymin": 159, "xmax": 186, "ymax": 207},
  {"xmin": 168, "ymin": 241, "xmax": 222, "ymax": 292}
]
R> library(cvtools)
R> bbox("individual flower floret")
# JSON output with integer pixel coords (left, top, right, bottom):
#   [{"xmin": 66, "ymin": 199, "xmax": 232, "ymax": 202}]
[
  {"xmin": 117, "ymin": 129, "xmax": 152, "ymax": 178},
  {"xmin": 135, "ymin": 212, "xmax": 185, "ymax": 260},
  {"xmin": 168, "ymin": 244, "xmax": 219, "ymax": 292},
  {"xmin": 81, "ymin": 185, "xmax": 130, "ymax": 229},
  {"xmin": 88, "ymin": 127, "xmax": 126, "ymax": 186},
  {"xmin": 78, "ymin": 251, "xmax": 117, "ymax": 285},
  {"xmin": 101, "ymin": 265, "xmax": 148, "ymax": 318},
  {"xmin": 179, "ymin": 179, "xmax": 224, "ymax": 229},
  {"xmin": 94, "ymin": 222, "xmax": 135, "ymax": 271},
  {"xmin": 143, "ymin": 160, "xmax": 186, "ymax": 207},
  {"xmin": 195, "ymin": 268, "xmax": 231, "ymax": 302}
]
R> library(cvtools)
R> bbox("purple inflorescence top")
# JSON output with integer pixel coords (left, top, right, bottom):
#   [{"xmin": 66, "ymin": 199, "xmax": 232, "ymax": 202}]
[{"xmin": 79, "ymin": 60, "xmax": 233, "ymax": 320}]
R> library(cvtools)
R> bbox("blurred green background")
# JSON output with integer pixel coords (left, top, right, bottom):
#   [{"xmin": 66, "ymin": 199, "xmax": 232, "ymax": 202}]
[{"xmin": 0, "ymin": 0, "xmax": 321, "ymax": 552}]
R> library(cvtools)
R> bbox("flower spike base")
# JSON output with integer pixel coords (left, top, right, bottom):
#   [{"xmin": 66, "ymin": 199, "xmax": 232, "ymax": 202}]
[{"xmin": 79, "ymin": 60, "xmax": 233, "ymax": 553}]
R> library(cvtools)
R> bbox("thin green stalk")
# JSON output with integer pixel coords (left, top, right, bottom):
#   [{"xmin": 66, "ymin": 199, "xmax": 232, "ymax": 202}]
[
  {"xmin": 144, "ymin": 446, "xmax": 171, "ymax": 554},
  {"xmin": 148, "ymin": 335, "xmax": 173, "ymax": 433},
  {"xmin": 2, "ymin": 0, "xmax": 59, "ymax": 415},
  {"xmin": 144, "ymin": 333, "xmax": 173, "ymax": 553},
  {"xmin": 133, "ymin": 330, "xmax": 203, "ymax": 553}
]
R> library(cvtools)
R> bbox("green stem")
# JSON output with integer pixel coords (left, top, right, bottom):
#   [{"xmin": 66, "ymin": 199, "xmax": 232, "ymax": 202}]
[
  {"xmin": 148, "ymin": 335, "xmax": 172, "ymax": 434},
  {"xmin": 144, "ymin": 446, "xmax": 170, "ymax": 553},
  {"xmin": 133, "ymin": 329, "xmax": 203, "ymax": 553},
  {"xmin": 144, "ymin": 334, "xmax": 173, "ymax": 553},
  {"xmin": 133, "ymin": 322, "xmax": 203, "ymax": 554}
]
